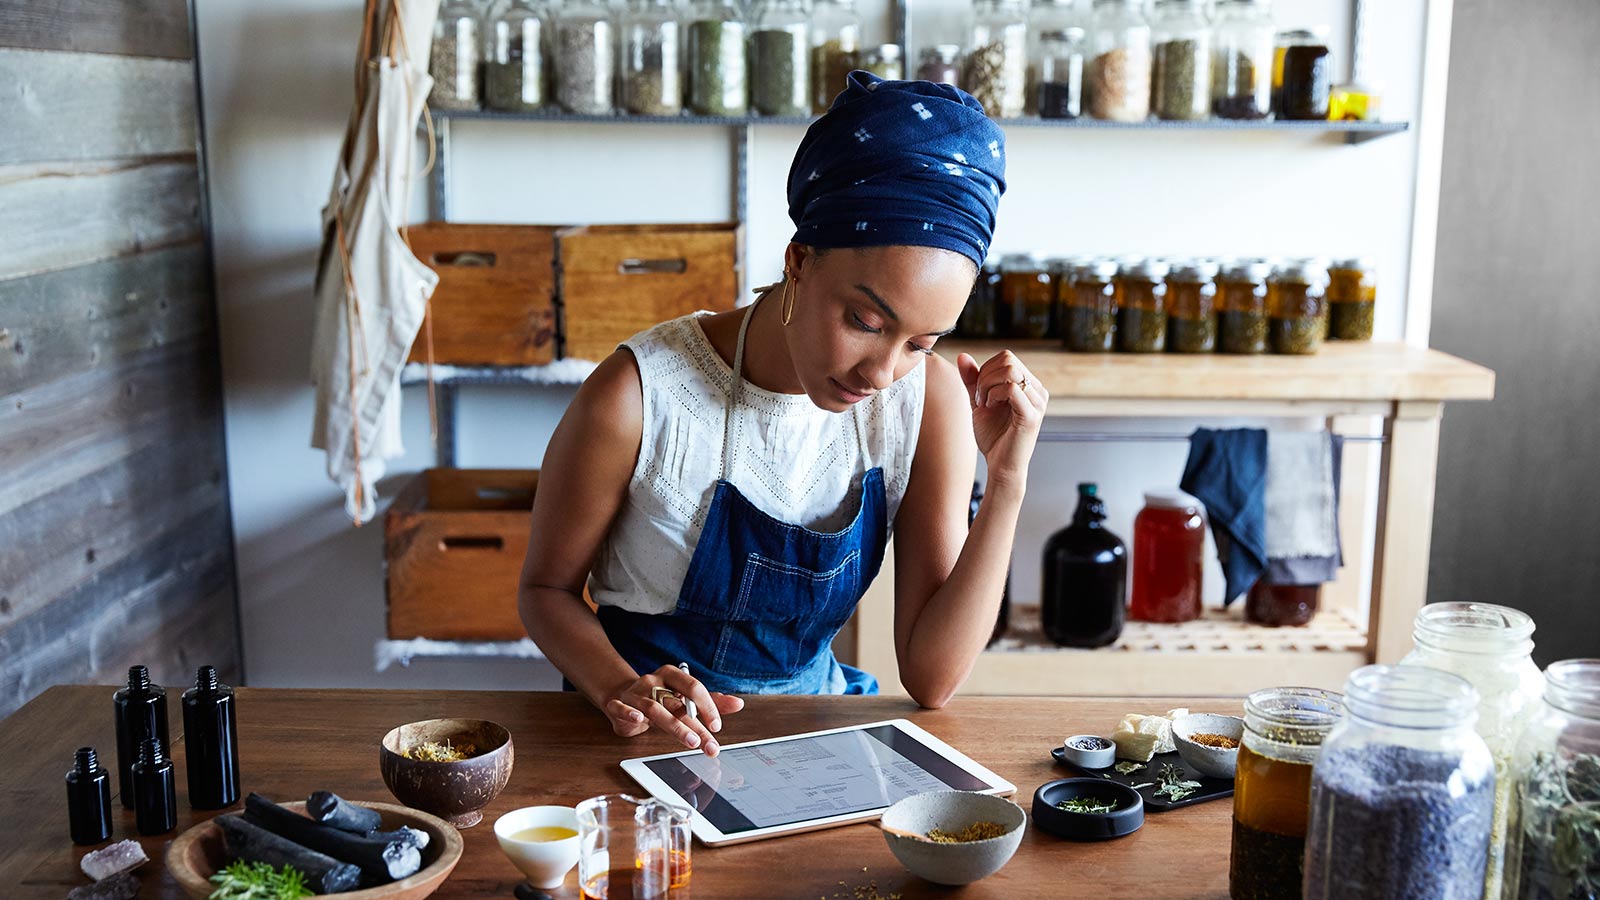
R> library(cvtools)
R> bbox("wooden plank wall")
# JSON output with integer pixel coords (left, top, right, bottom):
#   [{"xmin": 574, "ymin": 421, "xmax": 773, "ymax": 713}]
[{"xmin": 0, "ymin": 0, "xmax": 240, "ymax": 717}]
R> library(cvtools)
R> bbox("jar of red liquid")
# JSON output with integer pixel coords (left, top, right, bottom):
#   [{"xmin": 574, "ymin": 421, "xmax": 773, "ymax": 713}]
[
  {"xmin": 1245, "ymin": 580, "xmax": 1320, "ymax": 626},
  {"xmin": 1128, "ymin": 490, "xmax": 1205, "ymax": 623}
]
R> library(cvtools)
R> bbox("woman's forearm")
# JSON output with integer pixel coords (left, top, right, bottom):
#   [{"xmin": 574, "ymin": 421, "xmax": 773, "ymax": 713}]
[{"xmin": 519, "ymin": 586, "xmax": 638, "ymax": 708}]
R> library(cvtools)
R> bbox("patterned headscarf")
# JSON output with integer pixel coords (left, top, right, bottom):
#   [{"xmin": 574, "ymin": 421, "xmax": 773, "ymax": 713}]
[{"xmin": 787, "ymin": 71, "xmax": 1007, "ymax": 268}]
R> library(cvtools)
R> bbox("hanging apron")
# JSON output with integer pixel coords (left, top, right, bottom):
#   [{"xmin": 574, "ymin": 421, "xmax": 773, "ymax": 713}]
[{"xmin": 597, "ymin": 296, "xmax": 886, "ymax": 695}]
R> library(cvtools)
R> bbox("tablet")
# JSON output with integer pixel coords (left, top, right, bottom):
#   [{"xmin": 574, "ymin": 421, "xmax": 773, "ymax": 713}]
[{"xmin": 620, "ymin": 719, "xmax": 1016, "ymax": 846}]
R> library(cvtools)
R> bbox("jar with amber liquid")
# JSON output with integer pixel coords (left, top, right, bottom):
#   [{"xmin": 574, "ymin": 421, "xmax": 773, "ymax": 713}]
[
  {"xmin": 1217, "ymin": 258, "xmax": 1271, "ymax": 354},
  {"xmin": 1267, "ymin": 260, "xmax": 1328, "ymax": 355},
  {"xmin": 1231, "ymin": 687, "xmax": 1344, "ymax": 900},
  {"xmin": 1326, "ymin": 257, "xmax": 1375, "ymax": 341},
  {"xmin": 1064, "ymin": 258, "xmax": 1118, "ymax": 352},
  {"xmin": 1166, "ymin": 259, "xmax": 1220, "ymax": 353},
  {"xmin": 1000, "ymin": 253, "xmax": 1054, "ymax": 339},
  {"xmin": 960, "ymin": 257, "xmax": 1003, "ymax": 338},
  {"xmin": 1128, "ymin": 490, "xmax": 1204, "ymax": 623},
  {"xmin": 1245, "ymin": 580, "xmax": 1319, "ymax": 627},
  {"xmin": 1115, "ymin": 258, "xmax": 1170, "ymax": 353}
]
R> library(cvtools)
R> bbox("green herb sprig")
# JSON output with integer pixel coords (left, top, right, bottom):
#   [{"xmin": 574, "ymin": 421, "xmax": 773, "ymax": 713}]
[
  {"xmin": 208, "ymin": 860, "xmax": 314, "ymax": 900},
  {"xmin": 1153, "ymin": 763, "xmax": 1203, "ymax": 803},
  {"xmin": 1056, "ymin": 797, "xmax": 1120, "ymax": 814}
]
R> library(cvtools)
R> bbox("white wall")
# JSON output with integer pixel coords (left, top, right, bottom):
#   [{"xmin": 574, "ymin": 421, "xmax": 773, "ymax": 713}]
[{"xmin": 194, "ymin": 0, "xmax": 1439, "ymax": 689}]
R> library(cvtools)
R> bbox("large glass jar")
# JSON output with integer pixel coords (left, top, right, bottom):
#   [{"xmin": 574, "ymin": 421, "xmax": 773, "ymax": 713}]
[
  {"xmin": 1326, "ymin": 257, "xmax": 1376, "ymax": 341},
  {"xmin": 960, "ymin": 257, "xmax": 1003, "ymax": 338},
  {"xmin": 751, "ymin": 0, "xmax": 808, "ymax": 116},
  {"xmin": 620, "ymin": 0, "xmax": 683, "ymax": 115},
  {"xmin": 1087, "ymin": 0, "xmax": 1151, "ymax": 122},
  {"xmin": 486, "ymin": 0, "xmax": 547, "ymax": 112},
  {"xmin": 555, "ymin": 0, "xmax": 616, "ymax": 114},
  {"xmin": 1042, "ymin": 482, "xmax": 1128, "ymax": 648},
  {"xmin": 1028, "ymin": 0, "xmax": 1079, "ymax": 115},
  {"xmin": 1400, "ymin": 602, "xmax": 1545, "ymax": 900},
  {"xmin": 1128, "ymin": 489, "xmax": 1203, "ymax": 623},
  {"xmin": 810, "ymin": 0, "xmax": 861, "ymax": 112},
  {"xmin": 430, "ymin": 0, "xmax": 484, "ymax": 111},
  {"xmin": 1166, "ymin": 259, "xmax": 1219, "ymax": 353},
  {"xmin": 965, "ymin": 0, "xmax": 1029, "ymax": 118},
  {"xmin": 1065, "ymin": 258, "xmax": 1117, "ymax": 352},
  {"xmin": 1231, "ymin": 687, "xmax": 1344, "ymax": 900},
  {"xmin": 1211, "ymin": 0, "xmax": 1273, "ymax": 119},
  {"xmin": 1246, "ymin": 580, "xmax": 1320, "ymax": 627},
  {"xmin": 916, "ymin": 44, "xmax": 963, "ymax": 86},
  {"xmin": 1115, "ymin": 258, "xmax": 1169, "ymax": 352},
  {"xmin": 1505, "ymin": 659, "xmax": 1600, "ymax": 900},
  {"xmin": 1268, "ymin": 259, "xmax": 1327, "ymax": 355},
  {"xmin": 1150, "ymin": 0, "xmax": 1211, "ymax": 121},
  {"xmin": 1036, "ymin": 26, "xmax": 1087, "ymax": 119},
  {"xmin": 999, "ymin": 253, "xmax": 1052, "ymax": 339},
  {"xmin": 861, "ymin": 43, "xmax": 904, "ymax": 80},
  {"xmin": 1304, "ymin": 666, "xmax": 1496, "ymax": 900},
  {"xmin": 1273, "ymin": 27, "xmax": 1331, "ymax": 120},
  {"xmin": 1218, "ymin": 258, "xmax": 1271, "ymax": 354},
  {"xmin": 687, "ymin": 0, "xmax": 748, "ymax": 115}
]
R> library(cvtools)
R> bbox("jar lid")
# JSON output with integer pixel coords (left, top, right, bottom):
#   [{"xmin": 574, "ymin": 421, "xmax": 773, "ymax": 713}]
[
  {"xmin": 1330, "ymin": 256, "xmax": 1376, "ymax": 272},
  {"xmin": 921, "ymin": 44, "xmax": 963, "ymax": 61},
  {"xmin": 874, "ymin": 43, "xmax": 902, "ymax": 60},
  {"xmin": 1075, "ymin": 258, "xmax": 1120, "ymax": 280},
  {"xmin": 1041, "ymin": 256, "xmax": 1076, "ymax": 270},
  {"xmin": 1222, "ymin": 258, "xmax": 1273, "ymax": 282},
  {"xmin": 1120, "ymin": 259, "xmax": 1171, "ymax": 281},
  {"xmin": 1276, "ymin": 26, "xmax": 1330, "ymax": 41},
  {"xmin": 1040, "ymin": 26, "xmax": 1087, "ymax": 43},
  {"xmin": 1143, "ymin": 489, "xmax": 1198, "ymax": 510},
  {"xmin": 1168, "ymin": 259, "xmax": 1220, "ymax": 281},
  {"xmin": 999, "ymin": 252, "xmax": 1038, "ymax": 269},
  {"xmin": 1272, "ymin": 258, "xmax": 1330, "ymax": 285}
]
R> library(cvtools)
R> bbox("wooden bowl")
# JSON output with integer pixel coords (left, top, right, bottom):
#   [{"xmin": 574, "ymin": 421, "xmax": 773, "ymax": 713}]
[
  {"xmin": 166, "ymin": 801, "xmax": 462, "ymax": 900},
  {"xmin": 380, "ymin": 718, "xmax": 515, "ymax": 828}
]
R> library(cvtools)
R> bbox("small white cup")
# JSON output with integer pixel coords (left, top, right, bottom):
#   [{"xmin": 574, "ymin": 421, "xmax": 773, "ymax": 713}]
[{"xmin": 494, "ymin": 805, "xmax": 582, "ymax": 890}]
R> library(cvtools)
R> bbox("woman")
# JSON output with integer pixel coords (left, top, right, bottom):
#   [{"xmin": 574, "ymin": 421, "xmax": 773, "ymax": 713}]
[{"xmin": 519, "ymin": 73, "xmax": 1045, "ymax": 757}]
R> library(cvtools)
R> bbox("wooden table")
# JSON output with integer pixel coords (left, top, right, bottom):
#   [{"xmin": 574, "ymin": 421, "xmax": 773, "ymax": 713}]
[{"xmin": 3, "ymin": 687, "xmax": 1238, "ymax": 899}]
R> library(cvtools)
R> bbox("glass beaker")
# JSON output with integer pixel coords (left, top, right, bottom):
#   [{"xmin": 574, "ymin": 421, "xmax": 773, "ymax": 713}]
[{"xmin": 576, "ymin": 794, "xmax": 692, "ymax": 899}]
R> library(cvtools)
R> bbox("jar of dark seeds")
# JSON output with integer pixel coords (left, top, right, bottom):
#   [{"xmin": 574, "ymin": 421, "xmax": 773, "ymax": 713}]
[
  {"xmin": 1326, "ymin": 258, "xmax": 1376, "ymax": 340},
  {"xmin": 621, "ymin": 0, "xmax": 683, "ymax": 115},
  {"xmin": 1267, "ymin": 259, "xmax": 1328, "ymax": 355},
  {"xmin": 1217, "ymin": 258, "xmax": 1271, "ymax": 354},
  {"xmin": 861, "ymin": 44, "xmax": 904, "ymax": 80},
  {"xmin": 555, "ymin": 0, "xmax": 616, "ymax": 114},
  {"xmin": 688, "ymin": 0, "xmax": 749, "ymax": 115},
  {"xmin": 1088, "ymin": 0, "xmax": 1152, "ymax": 121},
  {"xmin": 1304, "ymin": 665, "xmax": 1495, "ymax": 900},
  {"xmin": 809, "ymin": 0, "xmax": 861, "ymax": 112},
  {"xmin": 1272, "ymin": 28, "xmax": 1331, "ymax": 120},
  {"xmin": 916, "ymin": 44, "xmax": 963, "ymax": 87},
  {"xmin": 965, "ymin": 0, "xmax": 1029, "ymax": 118},
  {"xmin": 486, "ymin": 0, "xmax": 547, "ymax": 112},
  {"xmin": 1115, "ymin": 258, "xmax": 1169, "ymax": 352},
  {"xmin": 751, "ymin": 0, "xmax": 809, "ymax": 116},
  {"xmin": 1035, "ymin": 26, "xmax": 1086, "ymax": 118},
  {"xmin": 1210, "ymin": 0, "xmax": 1273, "ymax": 119},
  {"xmin": 1065, "ymin": 258, "xmax": 1118, "ymax": 352},
  {"xmin": 1165, "ymin": 259, "xmax": 1219, "ymax": 353},
  {"xmin": 1150, "ymin": 0, "xmax": 1210, "ymax": 121},
  {"xmin": 1029, "ymin": 0, "xmax": 1079, "ymax": 114},
  {"xmin": 430, "ymin": 0, "xmax": 484, "ymax": 111},
  {"xmin": 1505, "ymin": 659, "xmax": 1600, "ymax": 900},
  {"xmin": 1000, "ymin": 253, "xmax": 1054, "ymax": 340}
]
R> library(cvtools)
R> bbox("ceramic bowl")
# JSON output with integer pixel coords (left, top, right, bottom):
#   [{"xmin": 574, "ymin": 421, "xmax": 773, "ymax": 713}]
[
  {"xmin": 494, "ymin": 806, "xmax": 581, "ymax": 890},
  {"xmin": 1171, "ymin": 713, "xmax": 1245, "ymax": 780},
  {"xmin": 1031, "ymin": 778, "xmax": 1144, "ymax": 841},
  {"xmin": 879, "ymin": 791, "xmax": 1026, "ymax": 886},
  {"xmin": 380, "ymin": 718, "xmax": 515, "ymax": 827}
]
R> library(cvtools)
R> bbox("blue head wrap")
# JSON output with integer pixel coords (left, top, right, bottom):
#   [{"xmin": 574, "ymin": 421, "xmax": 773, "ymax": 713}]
[{"xmin": 787, "ymin": 71, "xmax": 1007, "ymax": 268}]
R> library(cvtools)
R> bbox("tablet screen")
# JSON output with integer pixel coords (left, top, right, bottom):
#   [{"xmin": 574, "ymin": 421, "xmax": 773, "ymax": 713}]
[{"xmin": 640, "ymin": 723, "xmax": 993, "ymax": 835}]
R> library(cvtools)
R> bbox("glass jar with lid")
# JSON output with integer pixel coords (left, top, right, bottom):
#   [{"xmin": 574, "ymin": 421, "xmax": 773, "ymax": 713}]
[
  {"xmin": 1128, "ymin": 489, "xmax": 1204, "ymax": 623},
  {"xmin": 1267, "ymin": 259, "xmax": 1327, "ymax": 355},
  {"xmin": 1036, "ymin": 26, "xmax": 1087, "ymax": 119},
  {"xmin": 751, "ymin": 0, "xmax": 809, "ymax": 116},
  {"xmin": 1087, "ymin": 0, "xmax": 1151, "ymax": 122},
  {"xmin": 1064, "ymin": 258, "xmax": 1117, "ymax": 352},
  {"xmin": 1217, "ymin": 258, "xmax": 1271, "ymax": 354},
  {"xmin": 430, "ymin": 0, "xmax": 484, "ymax": 111},
  {"xmin": 687, "ymin": 0, "xmax": 748, "ymax": 115},
  {"xmin": 1326, "ymin": 258, "xmax": 1376, "ymax": 341},
  {"xmin": 1246, "ymin": 580, "xmax": 1319, "ymax": 627},
  {"xmin": 1231, "ymin": 687, "xmax": 1345, "ymax": 900},
  {"xmin": 810, "ymin": 0, "xmax": 861, "ymax": 112},
  {"xmin": 485, "ymin": 0, "xmax": 547, "ymax": 112},
  {"xmin": 999, "ymin": 253, "xmax": 1053, "ymax": 339},
  {"xmin": 1505, "ymin": 659, "xmax": 1600, "ymax": 900},
  {"xmin": 960, "ymin": 257, "xmax": 1004, "ymax": 338},
  {"xmin": 1272, "ymin": 27, "xmax": 1331, "ymax": 120},
  {"xmin": 1115, "ymin": 258, "xmax": 1169, "ymax": 352},
  {"xmin": 1304, "ymin": 665, "xmax": 1496, "ymax": 900},
  {"xmin": 1400, "ymin": 602, "xmax": 1545, "ymax": 900},
  {"xmin": 965, "ymin": 0, "xmax": 1029, "ymax": 118},
  {"xmin": 1042, "ymin": 256, "xmax": 1077, "ymax": 338},
  {"xmin": 916, "ymin": 45, "xmax": 963, "ymax": 86},
  {"xmin": 861, "ymin": 44, "xmax": 904, "ymax": 80},
  {"xmin": 1165, "ymin": 259, "xmax": 1219, "ymax": 353},
  {"xmin": 1150, "ymin": 0, "xmax": 1211, "ymax": 121},
  {"xmin": 1029, "ymin": 0, "xmax": 1080, "ymax": 115},
  {"xmin": 554, "ymin": 0, "xmax": 616, "ymax": 114},
  {"xmin": 621, "ymin": 0, "xmax": 683, "ymax": 115},
  {"xmin": 1211, "ymin": 0, "xmax": 1273, "ymax": 119}
]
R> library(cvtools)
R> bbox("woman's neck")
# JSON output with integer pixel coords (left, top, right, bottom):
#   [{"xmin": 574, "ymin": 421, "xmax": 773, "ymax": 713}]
[{"xmin": 708, "ymin": 288, "xmax": 805, "ymax": 395}]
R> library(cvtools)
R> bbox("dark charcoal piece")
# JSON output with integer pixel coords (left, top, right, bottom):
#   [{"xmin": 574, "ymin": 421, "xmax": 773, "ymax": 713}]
[
  {"xmin": 370, "ymin": 825, "xmax": 430, "ymax": 850},
  {"xmin": 67, "ymin": 871, "xmax": 140, "ymax": 900},
  {"xmin": 307, "ymin": 790, "xmax": 383, "ymax": 835},
  {"xmin": 217, "ymin": 814, "xmax": 361, "ymax": 894},
  {"xmin": 244, "ymin": 793, "xmax": 421, "ymax": 883}
]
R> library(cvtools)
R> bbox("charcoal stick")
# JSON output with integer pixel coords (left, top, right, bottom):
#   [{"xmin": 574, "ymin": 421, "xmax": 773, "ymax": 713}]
[
  {"xmin": 307, "ymin": 790, "xmax": 383, "ymax": 834},
  {"xmin": 216, "ymin": 814, "xmax": 361, "ymax": 894},
  {"xmin": 243, "ymin": 793, "xmax": 421, "ymax": 883}
]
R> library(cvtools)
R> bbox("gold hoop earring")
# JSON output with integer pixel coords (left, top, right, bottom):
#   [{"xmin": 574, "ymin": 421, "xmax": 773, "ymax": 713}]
[{"xmin": 780, "ymin": 270, "xmax": 796, "ymax": 326}]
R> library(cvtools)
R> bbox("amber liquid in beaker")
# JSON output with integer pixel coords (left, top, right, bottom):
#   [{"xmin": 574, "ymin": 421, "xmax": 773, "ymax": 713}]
[
  {"xmin": 581, "ymin": 851, "xmax": 689, "ymax": 899},
  {"xmin": 1230, "ymin": 743, "xmax": 1316, "ymax": 900}
]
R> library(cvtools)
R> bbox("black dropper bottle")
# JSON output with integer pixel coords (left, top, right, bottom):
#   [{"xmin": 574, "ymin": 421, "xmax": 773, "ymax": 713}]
[
  {"xmin": 113, "ymin": 665, "xmax": 169, "ymax": 809},
  {"xmin": 182, "ymin": 665, "xmax": 240, "ymax": 809},
  {"xmin": 1042, "ymin": 482, "xmax": 1128, "ymax": 648},
  {"xmin": 65, "ymin": 747, "xmax": 112, "ymax": 844},
  {"xmin": 132, "ymin": 737, "xmax": 176, "ymax": 835}
]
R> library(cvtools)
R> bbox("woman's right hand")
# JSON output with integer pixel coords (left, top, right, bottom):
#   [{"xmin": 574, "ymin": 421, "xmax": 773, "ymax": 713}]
[{"xmin": 603, "ymin": 665, "xmax": 746, "ymax": 757}]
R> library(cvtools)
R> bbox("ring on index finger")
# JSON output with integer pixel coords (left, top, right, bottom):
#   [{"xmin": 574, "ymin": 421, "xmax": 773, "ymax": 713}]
[{"xmin": 651, "ymin": 685, "xmax": 698, "ymax": 720}]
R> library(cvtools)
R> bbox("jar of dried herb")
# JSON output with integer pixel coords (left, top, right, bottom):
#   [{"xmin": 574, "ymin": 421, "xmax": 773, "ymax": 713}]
[
  {"xmin": 1150, "ymin": 0, "xmax": 1211, "ymax": 121},
  {"xmin": 430, "ymin": 0, "xmax": 485, "ymax": 111},
  {"xmin": 620, "ymin": 0, "xmax": 683, "ymax": 115},
  {"xmin": 861, "ymin": 44, "xmax": 904, "ymax": 80},
  {"xmin": 1505, "ymin": 659, "xmax": 1600, "ymax": 900},
  {"xmin": 486, "ymin": 0, "xmax": 547, "ymax": 112},
  {"xmin": 1210, "ymin": 0, "xmax": 1272, "ymax": 119},
  {"xmin": 965, "ymin": 0, "xmax": 1029, "ymax": 118},
  {"xmin": 1000, "ymin": 253, "xmax": 1053, "ymax": 340},
  {"xmin": 1267, "ymin": 259, "xmax": 1327, "ymax": 355},
  {"xmin": 809, "ymin": 0, "xmax": 861, "ymax": 112},
  {"xmin": 1115, "ymin": 258, "xmax": 1169, "ymax": 352},
  {"xmin": 1165, "ymin": 259, "xmax": 1219, "ymax": 353},
  {"xmin": 1326, "ymin": 257, "xmax": 1376, "ymax": 341},
  {"xmin": 916, "ymin": 45, "xmax": 963, "ymax": 87},
  {"xmin": 688, "ymin": 0, "xmax": 748, "ymax": 115},
  {"xmin": 1087, "ymin": 0, "xmax": 1152, "ymax": 122},
  {"xmin": 960, "ymin": 257, "xmax": 1005, "ymax": 338},
  {"xmin": 555, "ymin": 0, "xmax": 616, "ymax": 114},
  {"xmin": 1217, "ymin": 258, "xmax": 1271, "ymax": 354},
  {"xmin": 1272, "ymin": 27, "xmax": 1331, "ymax": 120},
  {"xmin": 1065, "ymin": 258, "xmax": 1118, "ymax": 352},
  {"xmin": 751, "ymin": 0, "xmax": 808, "ymax": 116}
]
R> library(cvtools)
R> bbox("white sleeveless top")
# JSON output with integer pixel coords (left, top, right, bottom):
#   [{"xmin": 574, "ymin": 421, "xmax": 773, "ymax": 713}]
[{"xmin": 588, "ymin": 312, "xmax": 927, "ymax": 615}]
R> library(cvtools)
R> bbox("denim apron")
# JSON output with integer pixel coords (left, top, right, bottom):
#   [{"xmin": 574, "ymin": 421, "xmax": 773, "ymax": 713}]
[{"xmin": 597, "ymin": 297, "xmax": 886, "ymax": 694}]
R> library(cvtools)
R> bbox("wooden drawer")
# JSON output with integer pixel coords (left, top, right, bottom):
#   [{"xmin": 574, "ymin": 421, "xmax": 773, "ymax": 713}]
[
  {"xmin": 406, "ymin": 223, "xmax": 558, "ymax": 366},
  {"xmin": 557, "ymin": 223, "xmax": 741, "ymax": 362}
]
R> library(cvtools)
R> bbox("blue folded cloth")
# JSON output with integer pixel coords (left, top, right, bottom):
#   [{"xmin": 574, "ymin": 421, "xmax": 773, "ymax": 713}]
[{"xmin": 1181, "ymin": 428, "xmax": 1268, "ymax": 604}]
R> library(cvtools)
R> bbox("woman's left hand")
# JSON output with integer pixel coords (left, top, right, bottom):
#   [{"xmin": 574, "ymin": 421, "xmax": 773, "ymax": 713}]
[{"xmin": 957, "ymin": 351, "xmax": 1047, "ymax": 489}]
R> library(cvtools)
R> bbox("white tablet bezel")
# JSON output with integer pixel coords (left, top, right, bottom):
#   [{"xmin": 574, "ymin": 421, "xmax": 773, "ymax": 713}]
[{"xmin": 619, "ymin": 718, "xmax": 1016, "ymax": 846}]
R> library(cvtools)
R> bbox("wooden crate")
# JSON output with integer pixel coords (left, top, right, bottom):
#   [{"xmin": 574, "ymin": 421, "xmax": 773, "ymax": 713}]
[
  {"xmin": 406, "ymin": 223, "xmax": 558, "ymax": 366},
  {"xmin": 557, "ymin": 223, "xmax": 741, "ymax": 362}
]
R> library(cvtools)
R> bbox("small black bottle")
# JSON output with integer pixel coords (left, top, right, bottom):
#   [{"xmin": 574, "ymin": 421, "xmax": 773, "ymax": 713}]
[
  {"xmin": 1042, "ymin": 483, "xmax": 1128, "ymax": 648},
  {"xmin": 971, "ymin": 480, "xmax": 1013, "ymax": 646},
  {"xmin": 132, "ymin": 737, "xmax": 176, "ymax": 835},
  {"xmin": 66, "ymin": 747, "xmax": 113, "ymax": 845},
  {"xmin": 113, "ymin": 665, "xmax": 169, "ymax": 809},
  {"xmin": 182, "ymin": 665, "xmax": 240, "ymax": 809}
]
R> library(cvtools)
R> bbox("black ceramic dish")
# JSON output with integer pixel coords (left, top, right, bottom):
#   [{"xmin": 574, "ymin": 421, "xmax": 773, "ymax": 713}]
[
  {"xmin": 1032, "ymin": 778, "xmax": 1145, "ymax": 841},
  {"xmin": 1050, "ymin": 747, "xmax": 1234, "ymax": 811}
]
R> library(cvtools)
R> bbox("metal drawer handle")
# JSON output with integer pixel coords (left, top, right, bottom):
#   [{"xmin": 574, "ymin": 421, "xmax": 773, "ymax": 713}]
[
  {"xmin": 618, "ymin": 257, "xmax": 687, "ymax": 275},
  {"xmin": 439, "ymin": 536, "xmax": 504, "ymax": 551}
]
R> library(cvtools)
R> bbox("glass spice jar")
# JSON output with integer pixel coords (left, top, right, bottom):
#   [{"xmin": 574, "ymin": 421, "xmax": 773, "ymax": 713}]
[
  {"xmin": 1231, "ymin": 687, "xmax": 1345, "ymax": 900},
  {"xmin": 1326, "ymin": 258, "xmax": 1376, "ymax": 341},
  {"xmin": 485, "ymin": 0, "xmax": 547, "ymax": 113},
  {"xmin": 1150, "ymin": 0, "xmax": 1211, "ymax": 121},
  {"xmin": 1000, "ymin": 253, "xmax": 1053, "ymax": 340},
  {"xmin": 1065, "ymin": 257, "xmax": 1118, "ymax": 352},
  {"xmin": 1218, "ymin": 258, "xmax": 1271, "ymax": 354},
  {"xmin": 621, "ymin": 0, "xmax": 684, "ymax": 115},
  {"xmin": 555, "ymin": 0, "xmax": 616, "ymax": 114},
  {"xmin": 1029, "ymin": 0, "xmax": 1080, "ymax": 114},
  {"xmin": 916, "ymin": 44, "xmax": 963, "ymax": 86},
  {"xmin": 1504, "ymin": 659, "xmax": 1600, "ymax": 900},
  {"xmin": 1128, "ymin": 489, "xmax": 1204, "ymax": 624},
  {"xmin": 751, "ymin": 0, "xmax": 809, "ymax": 116},
  {"xmin": 1036, "ymin": 26, "xmax": 1087, "ymax": 119},
  {"xmin": 965, "ymin": 0, "xmax": 1029, "ymax": 118},
  {"xmin": 810, "ymin": 0, "xmax": 861, "ymax": 112},
  {"xmin": 1115, "ymin": 258, "xmax": 1170, "ymax": 353},
  {"xmin": 861, "ymin": 43, "xmax": 904, "ymax": 80},
  {"xmin": 688, "ymin": 0, "xmax": 749, "ymax": 115},
  {"xmin": 1166, "ymin": 259, "xmax": 1219, "ymax": 353},
  {"xmin": 960, "ymin": 257, "xmax": 1003, "ymax": 338},
  {"xmin": 1042, "ymin": 256, "xmax": 1077, "ymax": 339},
  {"xmin": 430, "ymin": 0, "xmax": 484, "ymax": 111},
  {"xmin": 1272, "ymin": 27, "xmax": 1331, "ymax": 120},
  {"xmin": 1400, "ymin": 602, "xmax": 1545, "ymax": 900},
  {"xmin": 1267, "ymin": 259, "xmax": 1327, "ymax": 355},
  {"xmin": 1211, "ymin": 0, "xmax": 1273, "ymax": 119},
  {"xmin": 1245, "ymin": 580, "xmax": 1319, "ymax": 627},
  {"xmin": 1087, "ymin": 0, "xmax": 1152, "ymax": 122}
]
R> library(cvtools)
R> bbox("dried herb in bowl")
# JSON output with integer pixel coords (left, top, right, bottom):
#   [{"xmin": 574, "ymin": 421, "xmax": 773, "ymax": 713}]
[
  {"xmin": 1056, "ymin": 797, "xmax": 1121, "ymax": 814},
  {"xmin": 404, "ymin": 738, "xmax": 478, "ymax": 762},
  {"xmin": 925, "ymin": 821, "xmax": 1008, "ymax": 843}
]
